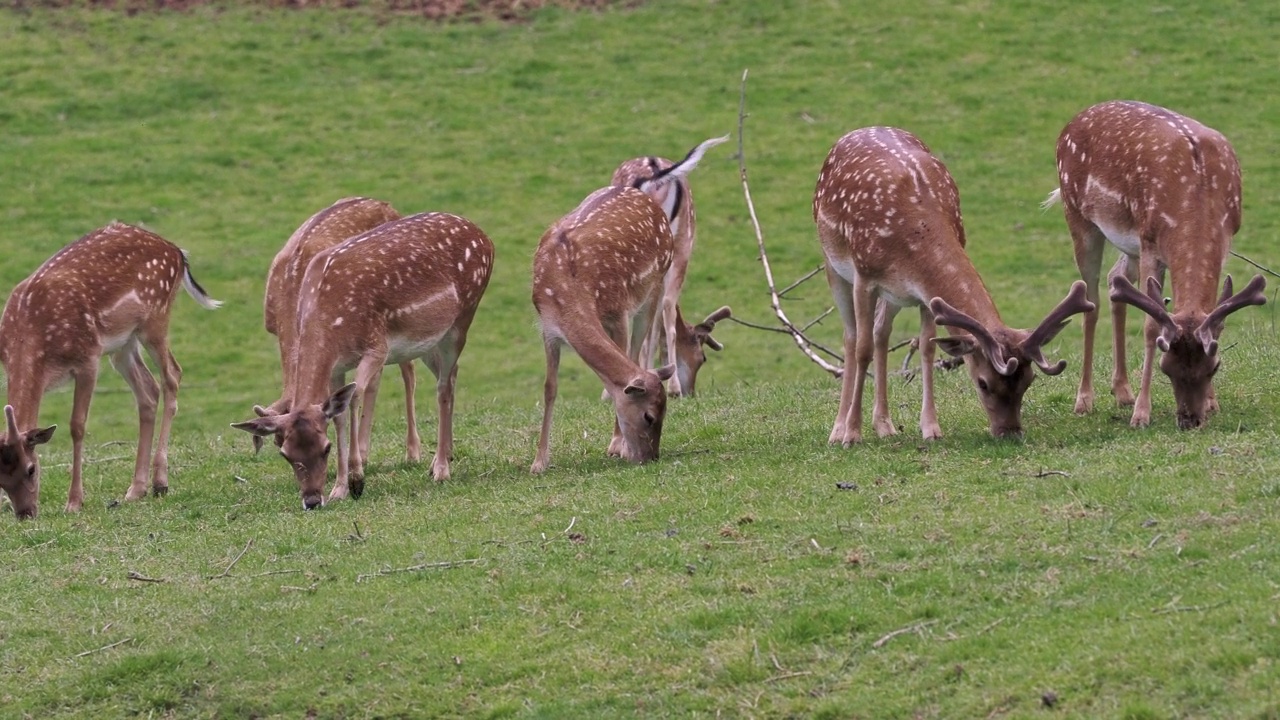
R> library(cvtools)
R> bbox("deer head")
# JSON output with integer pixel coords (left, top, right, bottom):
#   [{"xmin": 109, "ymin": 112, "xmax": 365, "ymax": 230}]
[
  {"xmin": 932, "ymin": 280, "xmax": 1095, "ymax": 437},
  {"xmin": 232, "ymin": 384, "xmax": 356, "ymax": 510},
  {"xmin": 610, "ymin": 366, "xmax": 676, "ymax": 463},
  {"xmin": 671, "ymin": 305, "xmax": 732, "ymax": 397},
  {"xmin": 1110, "ymin": 274, "xmax": 1266, "ymax": 429},
  {"xmin": 0, "ymin": 406, "xmax": 56, "ymax": 520}
]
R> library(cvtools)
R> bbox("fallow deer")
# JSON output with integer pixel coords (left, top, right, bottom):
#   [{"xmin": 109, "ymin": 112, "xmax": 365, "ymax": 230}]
[
  {"xmin": 531, "ymin": 138, "xmax": 724, "ymax": 473},
  {"xmin": 814, "ymin": 127, "xmax": 1094, "ymax": 444},
  {"xmin": 257, "ymin": 197, "xmax": 423, "ymax": 463},
  {"xmin": 233, "ymin": 212, "xmax": 494, "ymax": 509},
  {"xmin": 1044, "ymin": 100, "xmax": 1265, "ymax": 429},
  {"xmin": 0, "ymin": 222, "xmax": 221, "ymax": 519},
  {"xmin": 610, "ymin": 137, "xmax": 733, "ymax": 396}
]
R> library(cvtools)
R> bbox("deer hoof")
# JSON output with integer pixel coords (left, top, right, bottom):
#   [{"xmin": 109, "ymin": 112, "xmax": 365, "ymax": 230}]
[
  {"xmin": 349, "ymin": 476, "xmax": 365, "ymax": 499},
  {"xmin": 152, "ymin": 485, "xmax": 169, "ymax": 498}
]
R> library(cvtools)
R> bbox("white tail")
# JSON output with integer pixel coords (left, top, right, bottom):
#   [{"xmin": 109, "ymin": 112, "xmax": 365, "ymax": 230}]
[
  {"xmin": 233, "ymin": 212, "xmax": 494, "ymax": 509},
  {"xmin": 1051, "ymin": 100, "xmax": 1264, "ymax": 428},
  {"xmin": 813, "ymin": 127, "xmax": 1093, "ymax": 443},
  {"xmin": 610, "ymin": 135, "xmax": 732, "ymax": 396},
  {"xmin": 0, "ymin": 222, "xmax": 220, "ymax": 519}
]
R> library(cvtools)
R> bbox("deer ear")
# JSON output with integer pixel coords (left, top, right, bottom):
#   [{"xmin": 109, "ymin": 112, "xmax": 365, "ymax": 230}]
[
  {"xmin": 624, "ymin": 379, "xmax": 648, "ymax": 396},
  {"xmin": 655, "ymin": 364, "xmax": 676, "ymax": 382},
  {"xmin": 231, "ymin": 417, "xmax": 282, "ymax": 438},
  {"xmin": 323, "ymin": 383, "xmax": 358, "ymax": 419},
  {"xmin": 933, "ymin": 336, "xmax": 978, "ymax": 358},
  {"xmin": 25, "ymin": 425, "xmax": 56, "ymax": 447}
]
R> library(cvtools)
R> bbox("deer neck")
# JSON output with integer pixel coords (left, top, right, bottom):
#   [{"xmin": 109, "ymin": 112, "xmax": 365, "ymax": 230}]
[
  {"xmin": 558, "ymin": 307, "xmax": 645, "ymax": 392},
  {"xmin": 927, "ymin": 258, "xmax": 1004, "ymax": 331},
  {"xmin": 1161, "ymin": 229, "xmax": 1229, "ymax": 314}
]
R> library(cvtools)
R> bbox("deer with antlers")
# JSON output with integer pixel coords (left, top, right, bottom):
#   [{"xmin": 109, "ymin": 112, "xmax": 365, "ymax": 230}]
[
  {"xmin": 1043, "ymin": 101, "xmax": 1265, "ymax": 429},
  {"xmin": 530, "ymin": 136, "xmax": 725, "ymax": 473},
  {"xmin": 814, "ymin": 127, "xmax": 1094, "ymax": 444},
  {"xmin": 0, "ymin": 222, "xmax": 221, "ymax": 519},
  {"xmin": 233, "ymin": 212, "xmax": 493, "ymax": 509},
  {"xmin": 255, "ymin": 197, "xmax": 425, "ymax": 462},
  {"xmin": 610, "ymin": 138, "xmax": 732, "ymax": 397}
]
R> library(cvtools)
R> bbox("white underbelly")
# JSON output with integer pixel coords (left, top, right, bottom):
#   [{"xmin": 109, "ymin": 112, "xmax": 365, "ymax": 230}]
[
  {"xmin": 386, "ymin": 332, "xmax": 446, "ymax": 364},
  {"xmin": 1094, "ymin": 218, "xmax": 1142, "ymax": 257}
]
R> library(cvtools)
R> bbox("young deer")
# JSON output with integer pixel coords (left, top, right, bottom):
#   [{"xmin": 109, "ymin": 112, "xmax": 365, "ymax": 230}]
[
  {"xmin": 233, "ymin": 212, "xmax": 493, "ymax": 509},
  {"xmin": 1044, "ymin": 100, "xmax": 1266, "ymax": 429},
  {"xmin": 610, "ymin": 136, "xmax": 732, "ymax": 397},
  {"xmin": 257, "ymin": 197, "xmax": 423, "ymax": 462},
  {"xmin": 814, "ymin": 127, "xmax": 1094, "ymax": 444},
  {"xmin": 0, "ymin": 223, "xmax": 221, "ymax": 519}
]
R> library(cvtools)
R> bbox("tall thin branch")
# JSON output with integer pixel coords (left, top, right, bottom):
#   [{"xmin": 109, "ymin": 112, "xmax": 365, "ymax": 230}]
[{"xmin": 737, "ymin": 69, "xmax": 842, "ymax": 377}]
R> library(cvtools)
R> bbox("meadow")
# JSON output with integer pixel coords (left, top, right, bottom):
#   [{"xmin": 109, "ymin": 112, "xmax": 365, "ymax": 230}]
[{"xmin": 1, "ymin": 0, "xmax": 1279, "ymax": 717}]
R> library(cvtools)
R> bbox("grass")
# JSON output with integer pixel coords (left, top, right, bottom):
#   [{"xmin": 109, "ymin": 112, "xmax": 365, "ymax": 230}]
[{"xmin": 2, "ymin": 0, "xmax": 1279, "ymax": 717}]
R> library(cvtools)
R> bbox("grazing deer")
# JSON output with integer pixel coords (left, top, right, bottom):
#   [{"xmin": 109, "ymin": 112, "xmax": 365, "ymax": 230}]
[
  {"xmin": 814, "ymin": 127, "xmax": 1094, "ymax": 444},
  {"xmin": 1044, "ymin": 100, "xmax": 1266, "ymax": 429},
  {"xmin": 256, "ymin": 197, "xmax": 423, "ymax": 463},
  {"xmin": 610, "ymin": 136, "xmax": 733, "ymax": 396},
  {"xmin": 530, "ymin": 138, "xmax": 724, "ymax": 473},
  {"xmin": 0, "ymin": 222, "xmax": 221, "ymax": 519},
  {"xmin": 233, "ymin": 213, "xmax": 493, "ymax": 509}
]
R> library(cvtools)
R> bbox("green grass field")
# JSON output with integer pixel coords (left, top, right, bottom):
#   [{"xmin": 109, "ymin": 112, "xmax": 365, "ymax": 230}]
[{"xmin": 2, "ymin": 1, "xmax": 1279, "ymax": 717}]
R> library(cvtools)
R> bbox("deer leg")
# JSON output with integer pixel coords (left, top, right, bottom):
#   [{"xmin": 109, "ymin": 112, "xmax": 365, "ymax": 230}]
[
  {"xmin": 65, "ymin": 362, "xmax": 100, "ymax": 513},
  {"xmin": 1130, "ymin": 314, "xmax": 1158, "ymax": 428},
  {"xmin": 826, "ymin": 266, "xmax": 857, "ymax": 445},
  {"xmin": 843, "ymin": 276, "xmax": 877, "ymax": 446},
  {"xmin": 329, "ymin": 373, "xmax": 353, "ymax": 501},
  {"xmin": 146, "ymin": 334, "xmax": 182, "ymax": 497},
  {"xmin": 606, "ymin": 318, "xmax": 635, "ymax": 459},
  {"xmin": 1108, "ymin": 254, "xmax": 1137, "ymax": 406},
  {"xmin": 424, "ymin": 334, "xmax": 462, "ymax": 482},
  {"xmin": 661, "ymin": 296, "xmax": 683, "ymax": 397},
  {"xmin": 871, "ymin": 300, "xmax": 901, "ymax": 438},
  {"xmin": 110, "ymin": 343, "xmax": 160, "ymax": 501},
  {"xmin": 348, "ymin": 355, "xmax": 386, "ymax": 497},
  {"xmin": 1068, "ymin": 216, "xmax": 1106, "ymax": 414},
  {"xmin": 918, "ymin": 306, "xmax": 942, "ymax": 440},
  {"xmin": 531, "ymin": 339, "xmax": 562, "ymax": 474},
  {"xmin": 399, "ymin": 362, "xmax": 422, "ymax": 462}
]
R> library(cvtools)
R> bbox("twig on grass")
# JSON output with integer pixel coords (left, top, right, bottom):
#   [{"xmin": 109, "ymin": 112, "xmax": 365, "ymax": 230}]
[
  {"xmin": 975, "ymin": 617, "xmax": 1006, "ymax": 636},
  {"xmin": 51, "ymin": 455, "xmax": 128, "ymax": 469},
  {"xmin": 562, "ymin": 516, "xmax": 577, "ymax": 534},
  {"xmin": 356, "ymin": 558, "xmax": 483, "ymax": 583},
  {"xmin": 127, "ymin": 571, "xmax": 165, "ymax": 583},
  {"xmin": 765, "ymin": 671, "xmax": 813, "ymax": 683},
  {"xmin": 872, "ymin": 619, "xmax": 939, "ymax": 649},
  {"xmin": 1152, "ymin": 600, "xmax": 1227, "ymax": 615},
  {"xmin": 1146, "ymin": 533, "xmax": 1164, "ymax": 550},
  {"xmin": 209, "ymin": 538, "xmax": 254, "ymax": 579},
  {"xmin": 737, "ymin": 69, "xmax": 843, "ymax": 378},
  {"xmin": 1034, "ymin": 469, "xmax": 1071, "ymax": 478},
  {"xmin": 248, "ymin": 569, "xmax": 303, "ymax": 578},
  {"xmin": 73, "ymin": 637, "xmax": 133, "ymax": 658}
]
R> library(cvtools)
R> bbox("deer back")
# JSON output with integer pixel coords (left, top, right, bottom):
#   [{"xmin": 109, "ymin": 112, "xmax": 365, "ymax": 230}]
[
  {"xmin": 291, "ymin": 212, "xmax": 494, "ymax": 400},
  {"xmin": 265, "ymin": 197, "xmax": 401, "ymax": 337},
  {"xmin": 532, "ymin": 185, "xmax": 674, "ymax": 328},
  {"xmin": 0, "ymin": 223, "xmax": 188, "ymax": 418},
  {"xmin": 611, "ymin": 157, "xmax": 695, "ymax": 260},
  {"xmin": 1056, "ymin": 100, "xmax": 1242, "ymax": 310}
]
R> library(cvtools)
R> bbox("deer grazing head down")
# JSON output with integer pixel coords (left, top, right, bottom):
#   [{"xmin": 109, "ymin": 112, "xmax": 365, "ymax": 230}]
[
  {"xmin": 0, "ymin": 222, "xmax": 220, "ymax": 519},
  {"xmin": 1046, "ymin": 100, "xmax": 1264, "ymax": 428},
  {"xmin": 531, "ymin": 136, "xmax": 724, "ymax": 473},
  {"xmin": 1110, "ymin": 274, "xmax": 1266, "ymax": 429},
  {"xmin": 609, "ymin": 136, "xmax": 731, "ymax": 397},
  {"xmin": 814, "ymin": 127, "xmax": 1093, "ymax": 444},
  {"xmin": 234, "ymin": 212, "xmax": 494, "ymax": 509}
]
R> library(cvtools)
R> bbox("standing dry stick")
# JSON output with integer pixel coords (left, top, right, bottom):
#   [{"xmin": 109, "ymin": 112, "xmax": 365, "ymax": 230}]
[{"xmin": 737, "ymin": 69, "xmax": 843, "ymax": 377}]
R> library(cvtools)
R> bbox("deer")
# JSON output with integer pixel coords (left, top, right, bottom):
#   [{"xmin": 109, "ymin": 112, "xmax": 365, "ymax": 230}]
[
  {"xmin": 814, "ymin": 127, "xmax": 1095, "ymax": 444},
  {"xmin": 232, "ymin": 212, "xmax": 493, "ymax": 509},
  {"xmin": 530, "ymin": 137, "xmax": 724, "ymax": 474},
  {"xmin": 255, "ymin": 197, "xmax": 424, "ymax": 465},
  {"xmin": 1043, "ymin": 100, "xmax": 1266, "ymax": 429},
  {"xmin": 0, "ymin": 222, "xmax": 221, "ymax": 519},
  {"xmin": 610, "ymin": 137, "xmax": 733, "ymax": 397}
]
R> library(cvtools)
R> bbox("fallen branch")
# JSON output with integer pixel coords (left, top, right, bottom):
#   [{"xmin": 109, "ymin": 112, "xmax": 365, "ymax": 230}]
[
  {"xmin": 73, "ymin": 637, "xmax": 133, "ymax": 658},
  {"xmin": 872, "ymin": 619, "xmax": 938, "ymax": 649},
  {"xmin": 737, "ymin": 69, "xmax": 842, "ymax": 378},
  {"xmin": 127, "ymin": 571, "xmax": 165, "ymax": 584},
  {"xmin": 1034, "ymin": 469, "xmax": 1071, "ymax": 479},
  {"xmin": 356, "ymin": 558, "xmax": 483, "ymax": 583},
  {"xmin": 209, "ymin": 538, "xmax": 254, "ymax": 579},
  {"xmin": 1229, "ymin": 250, "xmax": 1280, "ymax": 280},
  {"xmin": 1152, "ymin": 600, "xmax": 1227, "ymax": 615},
  {"xmin": 50, "ymin": 455, "xmax": 128, "ymax": 469}
]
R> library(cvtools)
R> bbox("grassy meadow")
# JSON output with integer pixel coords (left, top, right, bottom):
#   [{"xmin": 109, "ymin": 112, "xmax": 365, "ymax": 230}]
[{"xmin": 2, "ymin": 0, "xmax": 1280, "ymax": 717}]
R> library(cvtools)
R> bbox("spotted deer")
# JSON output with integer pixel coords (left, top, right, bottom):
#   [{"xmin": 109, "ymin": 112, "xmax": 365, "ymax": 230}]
[
  {"xmin": 814, "ymin": 127, "xmax": 1094, "ymax": 444},
  {"xmin": 0, "ymin": 223, "xmax": 221, "ymax": 519},
  {"xmin": 256, "ymin": 197, "xmax": 423, "ymax": 464},
  {"xmin": 611, "ymin": 136, "xmax": 732, "ymax": 396},
  {"xmin": 1044, "ymin": 100, "xmax": 1265, "ymax": 429},
  {"xmin": 233, "ymin": 213, "xmax": 493, "ymax": 509}
]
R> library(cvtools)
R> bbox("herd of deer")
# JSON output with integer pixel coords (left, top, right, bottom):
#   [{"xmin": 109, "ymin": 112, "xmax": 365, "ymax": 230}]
[{"xmin": 0, "ymin": 100, "xmax": 1267, "ymax": 519}]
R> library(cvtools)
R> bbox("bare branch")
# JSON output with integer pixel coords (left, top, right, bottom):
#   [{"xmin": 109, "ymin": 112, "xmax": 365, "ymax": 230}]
[
  {"xmin": 127, "ymin": 571, "xmax": 165, "ymax": 584},
  {"xmin": 799, "ymin": 307, "xmax": 835, "ymax": 333},
  {"xmin": 356, "ymin": 558, "xmax": 483, "ymax": 583},
  {"xmin": 73, "ymin": 637, "xmax": 134, "ymax": 658},
  {"xmin": 872, "ymin": 619, "xmax": 938, "ymax": 649},
  {"xmin": 778, "ymin": 264, "xmax": 826, "ymax": 298},
  {"xmin": 737, "ymin": 69, "xmax": 843, "ymax": 378},
  {"xmin": 209, "ymin": 538, "xmax": 254, "ymax": 580},
  {"xmin": 1230, "ymin": 250, "xmax": 1280, "ymax": 280}
]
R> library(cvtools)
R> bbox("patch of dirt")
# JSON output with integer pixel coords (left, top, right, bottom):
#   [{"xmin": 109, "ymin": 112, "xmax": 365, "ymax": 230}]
[{"xmin": 15, "ymin": 0, "xmax": 642, "ymax": 22}]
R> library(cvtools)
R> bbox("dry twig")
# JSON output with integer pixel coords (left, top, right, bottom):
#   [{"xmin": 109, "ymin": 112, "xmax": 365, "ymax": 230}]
[
  {"xmin": 127, "ymin": 571, "xmax": 165, "ymax": 584},
  {"xmin": 209, "ymin": 538, "xmax": 254, "ymax": 579},
  {"xmin": 872, "ymin": 619, "xmax": 938, "ymax": 649},
  {"xmin": 356, "ymin": 558, "xmax": 483, "ymax": 583},
  {"xmin": 1229, "ymin": 250, "xmax": 1280, "ymax": 279},
  {"xmin": 73, "ymin": 637, "xmax": 134, "ymax": 658}
]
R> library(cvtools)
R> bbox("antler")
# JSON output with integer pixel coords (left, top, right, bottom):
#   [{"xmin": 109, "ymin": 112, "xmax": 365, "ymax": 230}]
[
  {"xmin": 928, "ymin": 297, "xmax": 1017, "ymax": 375},
  {"xmin": 1195, "ymin": 274, "xmax": 1267, "ymax": 354},
  {"xmin": 1021, "ymin": 280, "xmax": 1095, "ymax": 375},
  {"xmin": 1110, "ymin": 275, "xmax": 1179, "ymax": 352},
  {"xmin": 695, "ymin": 306, "xmax": 733, "ymax": 350}
]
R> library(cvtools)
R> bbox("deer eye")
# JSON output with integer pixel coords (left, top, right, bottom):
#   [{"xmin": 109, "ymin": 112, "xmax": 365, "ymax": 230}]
[
  {"xmin": 26, "ymin": 463, "xmax": 36, "ymax": 478},
  {"xmin": 977, "ymin": 379, "xmax": 990, "ymax": 393},
  {"xmin": 322, "ymin": 444, "xmax": 332, "ymax": 459}
]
